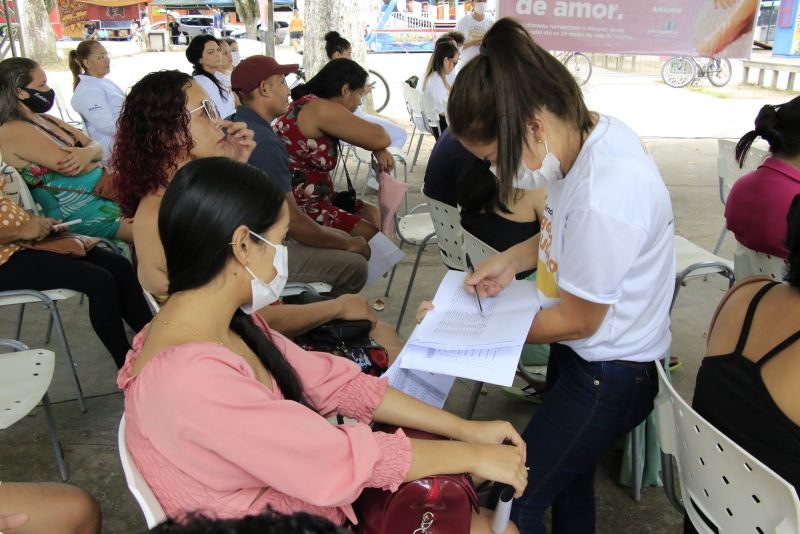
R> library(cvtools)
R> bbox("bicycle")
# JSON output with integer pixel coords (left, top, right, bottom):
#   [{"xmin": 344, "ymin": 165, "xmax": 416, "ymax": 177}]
[
  {"xmin": 552, "ymin": 51, "xmax": 592, "ymax": 86},
  {"xmin": 661, "ymin": 56, "xmax": 732, "ymax": 88},
  {"xmin": 286, "ymin": 66, "xmax": 391, "ymax": 113}
]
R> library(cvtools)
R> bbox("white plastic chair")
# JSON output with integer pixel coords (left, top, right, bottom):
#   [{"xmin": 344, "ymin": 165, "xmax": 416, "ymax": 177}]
[
  {"xmin": 118, "ymin": 415, "xmax": 168, "ymax": 529},
  {"xmin": 384, "ymin": 203, "xmax": 437, "ymax": 331},
  {"xmin": 427, "ymin": 197, "xmax": 465, "ymax": 271},
  {"xmin": 407, "ymin": 88, "xmax": 432, "ymax": 172},
  {"xmin": 349, "ymin": 145, "xmax": 409, "ymax": 211},
  {"xmin": 672, "ymin": 235, "xmax": 735, "ymax": 312},
  {"xmin": 733, "ymin": 241, "xmax": 785, "ymax": 281},
  {"xmin": 654, "ymin": 361, "xmax": 800, "ymax": 533},
  {"xmin": 714, "ymin": 140, "xmax": 768, "ymax": 254},
  {"xmin": 0, "ymin": 339, "xmax": 67, "ymax": 480},
  {"xmin": 53, "ymin": 85, "xmax": 84, "ymax": 130}
]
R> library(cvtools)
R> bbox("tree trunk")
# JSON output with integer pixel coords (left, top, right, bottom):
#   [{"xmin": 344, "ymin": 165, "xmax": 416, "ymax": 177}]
[
  {"xmin": 304, "ymin": 0, "xmax": 367, "ymax": 79},
  {"xmin": 234, "ymin": 0, "xmax": 259, "ymax": 40},
  {"xmin": 17, "ymin": 0, "xmax": 58, "ymax": 64}
]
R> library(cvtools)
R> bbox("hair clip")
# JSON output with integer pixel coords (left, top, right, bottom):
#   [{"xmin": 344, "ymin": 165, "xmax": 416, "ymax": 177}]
[{"xmin": 479, "ymin": 42, "xmax": 489, "ymax": 57}]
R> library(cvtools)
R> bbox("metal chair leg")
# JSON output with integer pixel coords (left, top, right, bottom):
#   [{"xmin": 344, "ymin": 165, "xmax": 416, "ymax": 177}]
[
  {"xmin": 385, "ymin": 241, "xmax": 405, "ymax": 297},
  {"xmin": 631, "ymin": 422, "xmax": 643, "ymax": 502},
  {"xmin": 465, "ymin": 380, "xmax": 483, "ymax": 419},
  {"xmin": 411, "ymin": 134, "xmax": 425, "ymax": 172},
  {"xmin": 15, "ymin": 304, "xmax": 24, "ymax": 340},
  {"xmin": 395, "ymin": 235, "xmax": 435, "ymax": 332},
  {"xmin": 41, "ymin": 392, "xmax": 69, "ymax": 481},
  {"xmin": 406, "ymin": 126, "xmax": 416, "ymax": 154},
  {"xmin": 47, "ymin": 302, "xmax": 87, "ymax": 413},
  {"xmin": 45, "ymin": 302, "xmax": 56, "ymax": 344},
  {"xmin": 713, "ymin": 226, "xmax": 727, "ymax": 255}
]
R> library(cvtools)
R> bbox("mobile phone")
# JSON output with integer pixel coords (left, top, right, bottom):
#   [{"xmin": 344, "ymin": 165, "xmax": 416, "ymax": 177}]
[{"xmin": 52, "ymin": 219, "xmax": 82, "ymax": 231}]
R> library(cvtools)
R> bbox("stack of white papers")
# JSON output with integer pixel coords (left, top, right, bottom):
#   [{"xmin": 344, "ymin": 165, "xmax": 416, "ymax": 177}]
[{"xmin": 384, "ymin": 271, "xmax": 540, "ymax": 406}]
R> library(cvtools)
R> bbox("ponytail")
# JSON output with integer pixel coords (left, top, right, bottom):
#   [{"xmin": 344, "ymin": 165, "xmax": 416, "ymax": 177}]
[
  {"xmin": 736, "ymin": 97, "xmax": 800, "ymax": 167},
  {"xmin": 68, "ymin": 40, "xmax": 101, "ymax": 90},
  {"xmin": 230, "ymin": 310, "xmax": 310, "ymax": 407},
  {"xmin": 448, "ymin": 17, "xmax": 592, "ymax": 204}
]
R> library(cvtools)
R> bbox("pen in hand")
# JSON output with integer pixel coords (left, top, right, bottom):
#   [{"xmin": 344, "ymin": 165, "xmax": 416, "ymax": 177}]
[{"xmin": 465, "ymin": 254, "xmax": 484, "ymax": 316}]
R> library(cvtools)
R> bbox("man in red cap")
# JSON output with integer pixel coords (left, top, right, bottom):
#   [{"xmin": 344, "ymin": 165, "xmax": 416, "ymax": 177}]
[{"xmin": 232, "ymin": 56, "xmax": 370, "ymax": 295}]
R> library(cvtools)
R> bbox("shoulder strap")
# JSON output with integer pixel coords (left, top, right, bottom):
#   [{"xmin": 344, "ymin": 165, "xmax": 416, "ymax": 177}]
[
  {"xmin": 759, "ymin": 330, "xmax": 800, "ymax": 367},
  {"xmin": 734, "ymin": 281, "xmax": 780, "ymax": 355},
  {"xmin": 26, "ymin": 116, "xmax": 79, "ymax": 147}
]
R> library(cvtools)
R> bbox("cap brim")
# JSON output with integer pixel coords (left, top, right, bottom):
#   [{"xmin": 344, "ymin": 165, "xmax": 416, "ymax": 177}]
[{"xmin": 277, "ymin": 63, "xmax": 300, "ymax": 75}]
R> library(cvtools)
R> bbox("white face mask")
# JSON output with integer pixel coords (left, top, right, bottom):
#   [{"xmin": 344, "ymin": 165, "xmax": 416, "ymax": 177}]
[
  {"xmin": 239, "ymin": 231, "xmax": 288, "ymax": 314},
  {"xmin": 490, "ymin": 140, "xmax": 564, "ymax": 190},
  {"xmin": 231, "ymin": 51, "xmax": 241, "ymax": 66},
  {"xmin": 473, "ymin": 2, "xmax": 487, "ymax": 15}
]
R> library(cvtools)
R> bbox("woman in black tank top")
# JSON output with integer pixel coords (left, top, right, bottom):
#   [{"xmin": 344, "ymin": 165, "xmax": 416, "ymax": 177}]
[{"xmin": 691, "ymin": 195, "xmax": 800, "ymax": 520}]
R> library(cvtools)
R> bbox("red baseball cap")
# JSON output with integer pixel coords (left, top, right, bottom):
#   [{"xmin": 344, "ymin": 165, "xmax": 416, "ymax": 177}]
[{"xmin": 231, "ymin": 55, "xmax": 299, "ymax": 96}]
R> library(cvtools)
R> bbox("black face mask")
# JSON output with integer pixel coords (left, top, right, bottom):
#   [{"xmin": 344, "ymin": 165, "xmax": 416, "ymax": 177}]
[{"xmin": 19, "ymin": 87, "xmax": 55, "ymax": 113}]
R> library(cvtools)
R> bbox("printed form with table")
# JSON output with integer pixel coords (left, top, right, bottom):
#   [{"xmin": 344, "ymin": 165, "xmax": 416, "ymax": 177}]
[{"xmin": 384, "ymin": 270, "xmax": 540, "ymax": 408}]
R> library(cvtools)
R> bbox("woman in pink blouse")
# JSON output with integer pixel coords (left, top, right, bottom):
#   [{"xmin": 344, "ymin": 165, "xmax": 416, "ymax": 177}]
[
  {"xmin": 726, "ymin": 96, "xmax": 800, "ymax": 258},
  {"xmin": 118, "ymin": 157, "xmax": 527, "ymax": 533}
]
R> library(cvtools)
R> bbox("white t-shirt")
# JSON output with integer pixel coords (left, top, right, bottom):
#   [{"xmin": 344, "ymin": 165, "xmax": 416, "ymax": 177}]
[
  {"xmin": 456, "ymin": 13, "xmax": 494, "ymax": 68},
  {"xmin": 193, "ymin": 74, "xmax": 236, "ymax": 119},
  {"xmin": 423, "ymin": 73, "xmax": 449, "ymax": 116},
  {"xmin": 536, "ymin": 115, "xmax": 675, "ymax": 363},
  {"xmin": 70, "ymin": 75, "xmax": 126, "ymax": 163}
]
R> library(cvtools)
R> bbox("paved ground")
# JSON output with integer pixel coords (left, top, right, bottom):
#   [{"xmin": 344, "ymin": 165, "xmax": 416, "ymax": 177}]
[{"xmin": 0, "ymin": 41, "xmax": 793, "ymax": 532}]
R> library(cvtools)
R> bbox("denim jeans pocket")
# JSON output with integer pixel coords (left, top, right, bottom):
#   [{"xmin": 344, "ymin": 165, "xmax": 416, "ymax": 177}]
[{"xmin": 623, "ymin": 371, "xmax": 659, "ymax": 429}]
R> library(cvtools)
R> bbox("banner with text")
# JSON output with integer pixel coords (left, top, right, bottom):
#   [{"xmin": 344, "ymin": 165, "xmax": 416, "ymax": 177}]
[{"xmin": 499, "ymin": 0, "xmax": 759, "ymax": 58}]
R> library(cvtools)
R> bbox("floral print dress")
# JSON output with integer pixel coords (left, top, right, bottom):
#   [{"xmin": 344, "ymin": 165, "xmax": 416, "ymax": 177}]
[{"xmin": 273, "ymin": 95, "xmax": 364, "ymax": 233}]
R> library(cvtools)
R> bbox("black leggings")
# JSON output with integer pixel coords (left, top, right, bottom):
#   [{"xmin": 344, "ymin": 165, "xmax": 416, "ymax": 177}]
[{"xmin": 0, "ymin": 248, "xmax": 152, "ymax": 368}]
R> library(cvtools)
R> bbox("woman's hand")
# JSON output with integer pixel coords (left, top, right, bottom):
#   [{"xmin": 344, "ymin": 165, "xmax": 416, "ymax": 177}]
[
  {"xmin": 456, "ymin": 420, "xmax": 526, "ymax": 458},
  {"xmin": 335, "ymin": 293, "xmax": 377, "ymax": 327},
  {"xmin": 464, "ymin": 252, "xmax": 518, "ymax": 298},
  {"xmin": 372, "ymin": 149, "xmax": 395, "ymax": 174},
  {"xmin": 471, "ymin": 443, "xmax": 528, "ymax": 498},
  {"xmin": 415, "ymin": 301, "xmax": 434, "ymax": 324},
  {"xmin": 56, "ymin": 146, "xmax": 99, "ymax": 176},
  {"xmin": 220, "ymin": 120, "xmax": 256, "ymax": 163},
  {"xmin": 345, "ymin": 235, "xmax": 371, "ymax": 259},
  {"xmin": 17, "ymin": 216, "xmax": 56, "ymax": 241}
]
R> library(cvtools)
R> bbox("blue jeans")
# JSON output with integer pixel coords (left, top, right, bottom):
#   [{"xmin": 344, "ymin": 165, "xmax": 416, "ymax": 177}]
[{"xmin": 498, "ymin": 344, "xmax": 659, "ymax": 534}]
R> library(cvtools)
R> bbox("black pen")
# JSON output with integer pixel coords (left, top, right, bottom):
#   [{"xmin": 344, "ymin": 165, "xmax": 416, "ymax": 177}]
[{"xmin": 465, "ymin": 253, "xmax": 484, "ymax": 316}]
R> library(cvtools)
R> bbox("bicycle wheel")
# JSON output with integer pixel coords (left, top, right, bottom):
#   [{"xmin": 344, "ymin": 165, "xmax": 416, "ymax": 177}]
[
  {"xmin": 286, "ymin": 68, "xmax": 304, "ymax": 91},
  {"xmin": 707, "ymin": 58, "xmax": 732, "ymax": 87},
  {"xmin": 368, "ymin": 69, "xmax": 390, "ymax": 113},
  {"xmin": 661, "ymin": 57, "xmax": 696, "ymax": 88},
  {"xmin": 564, "ymin": 52, "xmax": 592, "ymax": 86}
]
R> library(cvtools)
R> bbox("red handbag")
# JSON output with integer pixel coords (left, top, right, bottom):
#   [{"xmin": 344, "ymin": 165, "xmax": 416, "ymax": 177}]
[{"xmin": 354, "ymin": 426, "xmax": 479, "ymax": 534}]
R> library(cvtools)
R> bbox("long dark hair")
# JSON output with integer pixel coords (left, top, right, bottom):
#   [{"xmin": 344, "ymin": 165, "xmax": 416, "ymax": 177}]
[
  {"xmin": 424, "ymin": 41, "xmax": 458, "ymax": 88},
  {"xmin": 291, "ymin": 58, "xmax": 367, "ymax": 101},
  {"xmin": 111, "ymin": 70, "xmax": 194, "ymax": 218},
  {"xmin": 186, "ymin": 34, "xmax": 228, "ymax": 102},
  {"xmin": 324, "ymin": 31, "xmax": 351, "ymax": 59},
  {"xmin": 448, "ymin": 18, "xmax": 593, "ymax": 204},
  {"xmin": 159, "ymin": 157, "xmax": 309, "ymax": 407},
  {"xmin": 736, "ymin": 96, "xmax": 800, "ymax": 168},
  {"xmin": 0, "ymin": 57, "xmax": 37, "ymax": 125}
]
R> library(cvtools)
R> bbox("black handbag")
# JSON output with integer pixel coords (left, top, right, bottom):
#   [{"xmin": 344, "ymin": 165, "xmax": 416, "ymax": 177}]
[{"xmin": 332, "ymin": 140, "xmax": 358, "ymax": 213}]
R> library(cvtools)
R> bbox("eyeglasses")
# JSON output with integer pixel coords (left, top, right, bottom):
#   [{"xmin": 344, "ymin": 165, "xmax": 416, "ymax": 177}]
[{"xmin": 188, "ymin": 99, "xmax": 221, "ymax": 123}]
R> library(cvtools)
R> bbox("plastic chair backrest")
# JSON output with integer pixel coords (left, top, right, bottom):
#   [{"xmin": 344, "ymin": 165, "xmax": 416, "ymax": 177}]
[
  {"xmin": 52, "ymin": 85, "xmax": 83, "ymax": 129},
  {"xmin": 117, "ymin": 415, "xmax": 168, "ymax": 529},
  {"xmin": 405, "ymin": 89, "xmax": 427, "ymax": 131},
  {"xmin": 733, "ymin": 241, "xmax": 785, "ymax": 281},
  {"xmin": 2, "ymin": 165, "xmax": 38, "ymax": 213},
  {"xmin": 717, "ymin": 139, "xmax": 768, "ymax": 205},
  {"xmin": 419, "ymin": 91, "xmax": 440, "ymax": 132},
  {"xmin": 426, "ymin": 197, "xmax": 465, "ymax": 270},
  {"xmin": 0, "ymin": 341, "xmax": 54, "ymax": 430},
  {"xmin": 462, "ymin": 228, "xmax": 499, "ymax": 266},
  {"xmin": 654, "ymin": 363, "xmax": 800, "ymax": 534}
]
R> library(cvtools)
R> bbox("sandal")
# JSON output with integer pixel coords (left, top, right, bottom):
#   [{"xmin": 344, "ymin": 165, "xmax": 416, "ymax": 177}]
[
  {"xmin": 669, "ymin": 356, "xmax": 682, "ymax": 372},
  {"xmin": 501, "ymin": 384, "xmax": 544, "ymax": 404}
]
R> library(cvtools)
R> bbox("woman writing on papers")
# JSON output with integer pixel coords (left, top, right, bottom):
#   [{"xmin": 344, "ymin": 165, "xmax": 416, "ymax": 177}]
[
  {"xmin": 119, "ymin": 157, "xmax": 527, "ymax": 533},
  {"xmin": 445, "ymin": 18, "xmax": 675, "ymax": 534}
]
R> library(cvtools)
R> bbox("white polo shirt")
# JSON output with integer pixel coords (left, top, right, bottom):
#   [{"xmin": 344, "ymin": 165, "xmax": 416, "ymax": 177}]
[
  {"xmin": 536, "ymin": 115, "xmax": 675, "ymax": 362},
  {"xmin": 70, "ymin": 75, "xmax": 126, "ymax": 163}
]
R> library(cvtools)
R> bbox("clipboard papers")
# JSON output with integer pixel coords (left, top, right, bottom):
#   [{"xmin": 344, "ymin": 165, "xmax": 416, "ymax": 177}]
[{"xmin": 398, "ymin": 271, "xmax": 540, "ymax": 389}]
